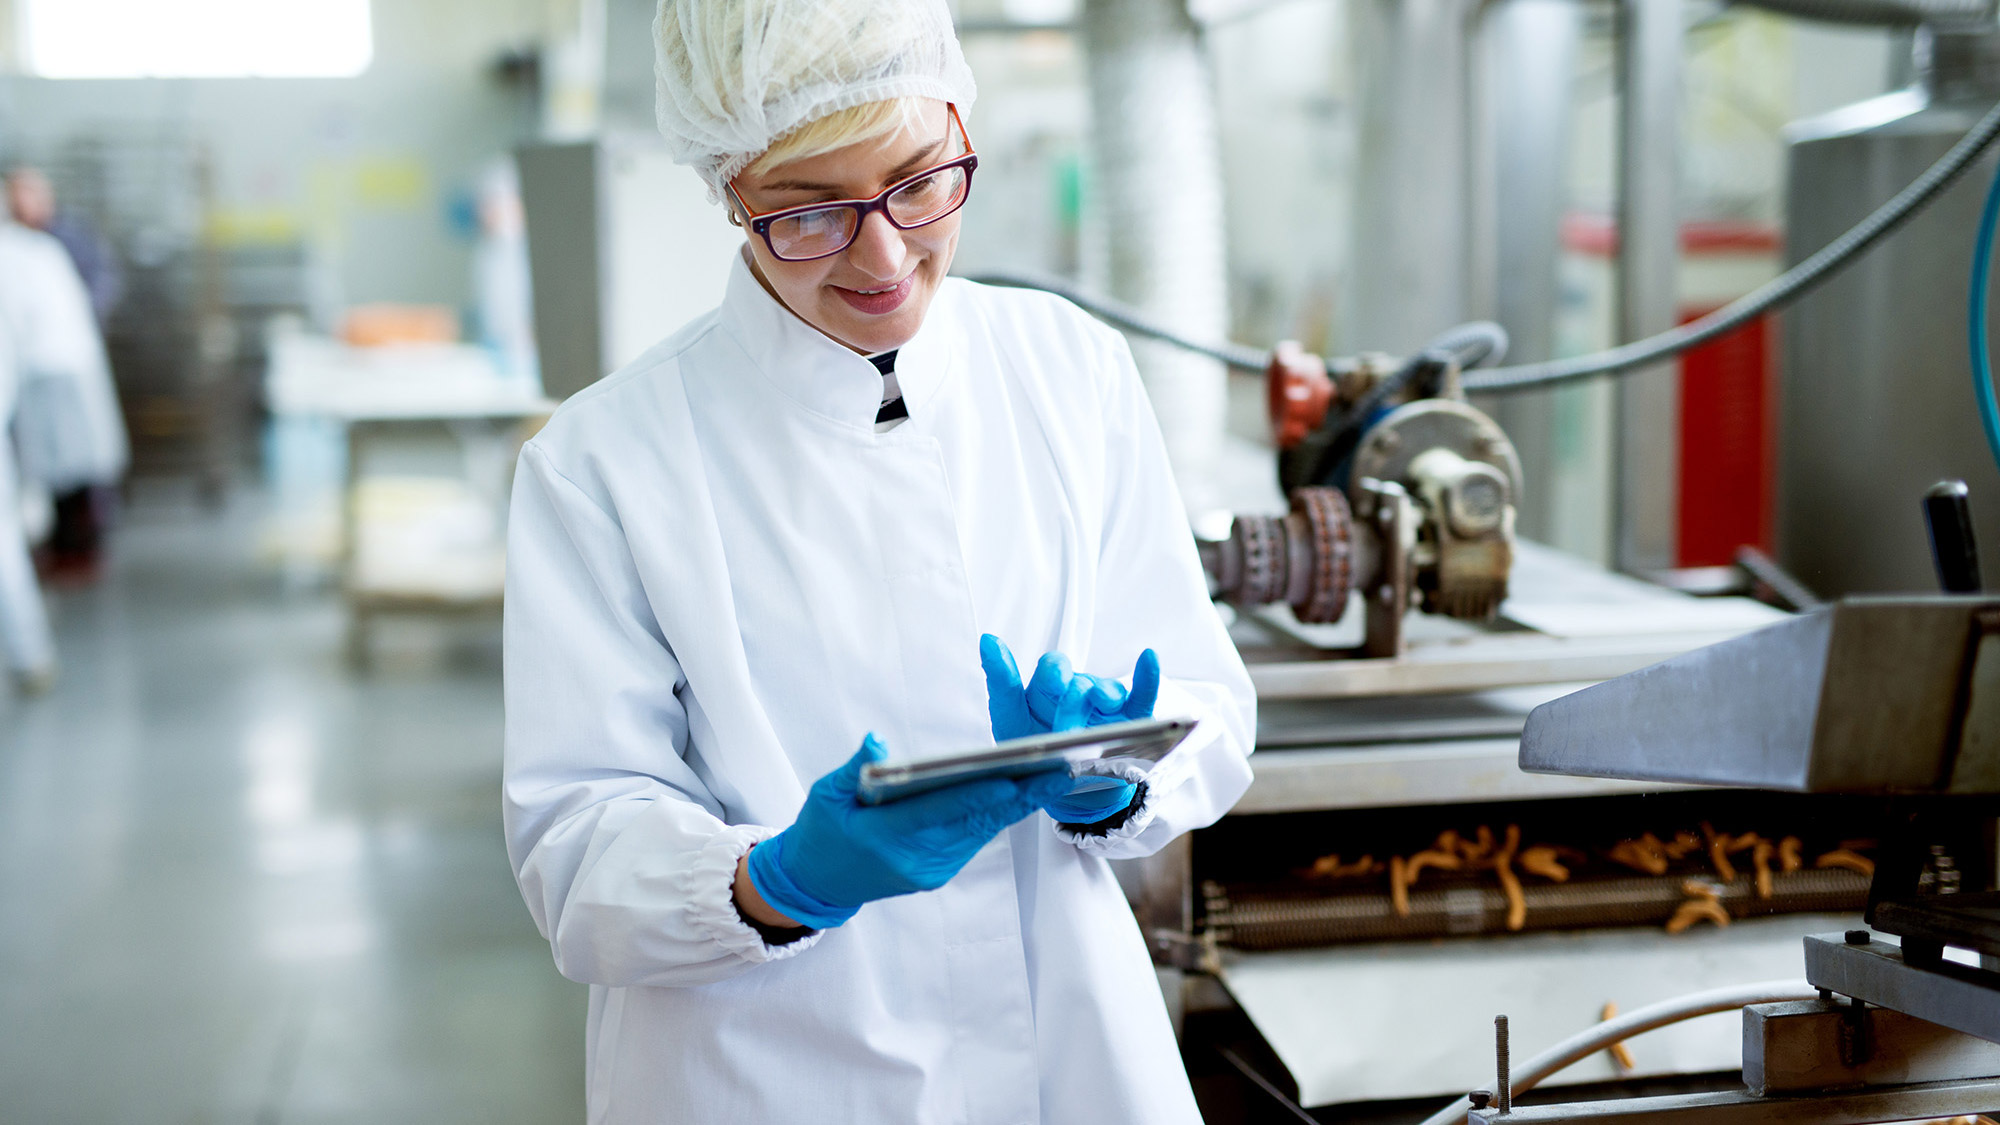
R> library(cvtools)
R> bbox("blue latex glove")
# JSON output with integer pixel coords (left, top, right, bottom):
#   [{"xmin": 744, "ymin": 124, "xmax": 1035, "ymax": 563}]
[
  {"xmin": 746, "ymin": 734, "xmax": 1072, "ymax": 929},
  {"xmin": 978, "ymin": 634, "xmax": 1161, "ymax": 740},
  {"xmin": 979, "ymin": 634, "xmax": 1160, "ymax": 825}
]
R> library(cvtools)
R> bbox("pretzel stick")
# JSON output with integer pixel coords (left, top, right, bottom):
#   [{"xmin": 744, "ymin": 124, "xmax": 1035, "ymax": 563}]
[
  {"xmin": 1777, "ymin": 836, "xmax": 1803, "ymax": 873},
  {"xmin": 1495, "ymin": 825, "xmax": 1525, "ymax": 931},
  {"xmin": 1518, "ymin": 845, "xmax": 1571, "ymax": 883},
  {"xmin": 1663, "ymin": 831, "xmax": 1703, "ymax": 860},
  {"xmin": 1599, "ymin": 1002, "xmax": 1636, "ymax": 1070},
  {"xmin": 1666, "ymin": 898, "xmax": 1732, "ymax": 933},
  {"xmin": 1703, "ymin": 823, "xmax": 1739, "ymax": 883},
  {"xmin": 1816, "ymin": 848, "xmax": 1875, "ymax": 877}
]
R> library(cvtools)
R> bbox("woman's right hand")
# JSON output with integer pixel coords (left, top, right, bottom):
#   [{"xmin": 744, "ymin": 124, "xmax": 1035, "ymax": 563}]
[{"xmin": 744, "ymin": 734, "xmax": 1070, "ymax": 930}]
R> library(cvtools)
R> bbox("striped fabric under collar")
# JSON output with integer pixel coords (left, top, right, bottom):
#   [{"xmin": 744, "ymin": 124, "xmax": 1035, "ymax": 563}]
[{"xmin": 868, "ymin": 351, "xmax": 908, "ymax": 424}]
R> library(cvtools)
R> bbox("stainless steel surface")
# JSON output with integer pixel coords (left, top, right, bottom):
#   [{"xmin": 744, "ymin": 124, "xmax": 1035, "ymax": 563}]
[
  {"xmin": 1235, "ymin": 740, "xmax": 1690, "ymax": 814},
  {"xmin": 1614, "ymin": 0, "xmax": 1683, "ymax": 575},
  {"xmin": 1805, "ymin": 934, "xmax": 2000, "ymax": 1045},
  {"xmin": 1519, "ymin": 597, "xmax": 2000, "ymax": 792},
  {"xmin": 1246, "ymin": 630, "xmax": 1770, "ymax": 700},
  {"xmin": 1216, "ymin": 915, "xmax": 1846, "ymax": 1108},
  {"xmin": 1743, "ymin": 998, "xmax": 2000, "ymax": 1095},
  {"xmin": 1779, "ymin": 30, "xmax": 2000, "ymax": 597},
  {"xmin": 1467, "ymin": 1077, "xmax": 2000, "ymax": 1123}
]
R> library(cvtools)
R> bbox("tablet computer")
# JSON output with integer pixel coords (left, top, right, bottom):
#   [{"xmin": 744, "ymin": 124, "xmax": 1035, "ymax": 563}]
[{"xmin": 856, "ymin": 717, "xmax": 1197, "ymax": 806}]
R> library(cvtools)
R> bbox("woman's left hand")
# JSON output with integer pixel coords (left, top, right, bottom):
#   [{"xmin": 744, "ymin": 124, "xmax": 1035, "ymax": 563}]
[{"xmin": 978, "ymin": 634, "xmax": 1160, "ymax": 740}]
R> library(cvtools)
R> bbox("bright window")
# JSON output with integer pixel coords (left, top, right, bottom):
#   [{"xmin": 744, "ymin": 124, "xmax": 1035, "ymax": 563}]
[{"xmin": 20, "ymin": 0, "xmax": 373, "ymax": 79}]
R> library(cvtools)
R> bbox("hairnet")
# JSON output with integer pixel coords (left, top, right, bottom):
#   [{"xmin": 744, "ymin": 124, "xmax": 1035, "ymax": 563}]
[{"xmin": 653, "ymin": 0, "xmax": 977, "ymax": 199}]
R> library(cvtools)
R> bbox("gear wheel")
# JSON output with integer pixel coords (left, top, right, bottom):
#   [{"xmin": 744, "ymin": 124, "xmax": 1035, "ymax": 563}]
[{"xmin": 1288, "ymin": 487, "xmax": 1353, "ymax": 624}]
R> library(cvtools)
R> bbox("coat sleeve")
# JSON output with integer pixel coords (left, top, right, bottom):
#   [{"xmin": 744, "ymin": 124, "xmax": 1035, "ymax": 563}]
[
  {"xmin": 1056, "ymin": 324, "xmax": 1257, "ymax": 859},
  {"xmin": 503, "ymin": 441, "xmax": 822, "ymax": 987}
]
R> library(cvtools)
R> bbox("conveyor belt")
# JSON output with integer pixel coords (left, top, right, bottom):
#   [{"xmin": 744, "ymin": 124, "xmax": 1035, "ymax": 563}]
[{"xmin": 1204, "ymin": 869, "xmax": 1870, "ymax": 948}]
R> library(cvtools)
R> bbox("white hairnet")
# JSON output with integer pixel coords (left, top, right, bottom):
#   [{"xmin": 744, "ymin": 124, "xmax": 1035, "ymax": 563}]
[{"xmin": 653, "ymin": 0, "xmax": 977, "ymax": 198}]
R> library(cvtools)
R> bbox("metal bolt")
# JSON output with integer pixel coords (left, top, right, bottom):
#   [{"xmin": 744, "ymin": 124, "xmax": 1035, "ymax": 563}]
[
  {"xmin": 1496, "ymin": 1015, "xmax": 1512, "ymax": 1115},
  {"xmin": 1846, "ymin": 929, "xmax": 1871, "ymax": 945},
  {"xmin": 1468, "ymin": 1089, "xmax": 1494, "ymax": 1110}
]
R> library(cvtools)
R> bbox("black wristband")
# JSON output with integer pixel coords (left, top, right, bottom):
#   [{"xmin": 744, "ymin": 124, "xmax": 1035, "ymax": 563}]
[
  {"xmin": 744, "ymin": 914, "xmax": 815, "ymax": 945},
  {"xmin": 1058, "ymin": 779, "xmax": 1149, "ymax": 837}
]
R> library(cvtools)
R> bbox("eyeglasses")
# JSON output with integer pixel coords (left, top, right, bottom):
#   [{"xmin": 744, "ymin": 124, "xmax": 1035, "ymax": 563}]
[{"xmin": 728, "ymin": 105, "xmax": 978, "ymax": 262}]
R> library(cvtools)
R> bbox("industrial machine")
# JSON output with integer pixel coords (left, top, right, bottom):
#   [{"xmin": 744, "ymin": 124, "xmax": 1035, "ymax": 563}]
[
  {"xmin": 1152, "ymin": 481, "xmax": 2000, "ymax": 1122},
  {"xmin": 1121, "ymin": 353, "xmax": 1832, "ymax": 1114},
  {"xmin": 1201, "ymin": 329, "xmax": 1523, "ymax": 658},
  {"xmin": 1116, "ymin": 330, "xmax": 1984, "ymax": 1119},
  {"xmin": 1468, "ymin": 558, "xmax": 2000, "ymax": 1120}
]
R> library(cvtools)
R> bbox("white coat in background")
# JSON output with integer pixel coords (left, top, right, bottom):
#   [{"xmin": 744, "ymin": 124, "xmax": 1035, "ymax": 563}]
[
  {"xmin": 503, "ymin": 250, "xmax": 1256, "ymax": 1125},
  {"xmin": 0, "ymin": 317, "xmax": 55, "ymax": 674},
  {"xmin": 0, "ymin": 223, "xmax": 129, "ymax": 491}
]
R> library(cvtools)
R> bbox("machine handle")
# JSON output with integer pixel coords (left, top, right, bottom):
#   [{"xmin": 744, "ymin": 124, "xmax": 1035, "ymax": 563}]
[{"xmin": 1923, "ymin": 479, "xmax": 1983, "ymax": 593}]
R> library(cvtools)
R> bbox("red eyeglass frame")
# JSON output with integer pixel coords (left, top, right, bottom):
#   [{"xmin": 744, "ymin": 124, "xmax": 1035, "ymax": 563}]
[{"xmin": 727, "ymin": 104, "xmax": 978, "ymax": 262}]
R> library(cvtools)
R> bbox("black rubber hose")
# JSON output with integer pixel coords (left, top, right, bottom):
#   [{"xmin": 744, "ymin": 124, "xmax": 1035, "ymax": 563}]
[
  {"xmin": 1423, "ymin": 320, "xmax": 1511, "ymax": 371},
  {"xmin": 1732, "ymin": 0, "xmax": 1990, "ymax": 25},
  {"xmin": 1464, "ymin": 93, "xmax": 2000, "ymax": 392},
  {"xmin": 966, "ymin": 269, "xmax": 1271, "ymax": 371},
  {"xmin": 977, "ymin": 96, "xmax": 2000, "ymax": 398}
]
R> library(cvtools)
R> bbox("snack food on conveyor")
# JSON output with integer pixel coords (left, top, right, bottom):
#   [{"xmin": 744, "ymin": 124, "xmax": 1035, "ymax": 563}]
[{"xmin": 1200, "ymin": 805, "xmax": 1886, "ymax": 950}]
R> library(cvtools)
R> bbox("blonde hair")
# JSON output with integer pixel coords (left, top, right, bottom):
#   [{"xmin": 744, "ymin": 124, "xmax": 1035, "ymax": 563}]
[{"xmin": 746, "ymin": 98, "xmax": 933, "ymax": 179}]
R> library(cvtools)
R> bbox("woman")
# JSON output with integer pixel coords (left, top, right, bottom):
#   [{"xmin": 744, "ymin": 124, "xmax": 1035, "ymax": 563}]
[{"xmin": 502, "ymin": 2, "xmax": 1255, "ymax": 1121}]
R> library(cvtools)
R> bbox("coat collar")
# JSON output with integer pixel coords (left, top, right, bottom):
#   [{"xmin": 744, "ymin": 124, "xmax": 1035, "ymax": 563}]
[{"xmin": 716, "ymin": 247, "xmax": 957, "ymax": 430}]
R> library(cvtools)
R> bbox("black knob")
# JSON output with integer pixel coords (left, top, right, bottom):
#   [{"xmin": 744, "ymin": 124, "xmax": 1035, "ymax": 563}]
[
  {"xmin": 1923, "ymin": 480, "xmax": 1982, "ymax": 593},
  {"xmin": 1468, "ymin": 1089, "xmax": 1494, "ymax": 1110},
  {"xmin": 1846, "ymin": 929, "xmax": 1871, "ymax": 945}
]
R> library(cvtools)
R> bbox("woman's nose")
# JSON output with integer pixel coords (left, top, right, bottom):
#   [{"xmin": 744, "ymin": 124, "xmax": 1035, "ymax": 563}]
[{"xmin": 844, "ymin": 210, "xmax": 908, "ymax": 281}]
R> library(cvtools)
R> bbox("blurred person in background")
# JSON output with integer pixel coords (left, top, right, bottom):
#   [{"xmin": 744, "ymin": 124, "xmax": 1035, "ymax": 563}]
[
  {"xmin": 6, "ymin": 166, "xmax": 122, "ymax": 329},
  {"xmin": 0, "ymin": 199, "xmax": 130, "ymax": 583},
  {"xmin": 0, "ymin": 314, "xmax": 57, "ymax": 695}
]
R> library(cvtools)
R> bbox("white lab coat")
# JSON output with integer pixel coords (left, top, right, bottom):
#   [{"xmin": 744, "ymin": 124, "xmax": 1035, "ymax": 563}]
[
  {"xmin": 0, "ymin": 318, "xmax": 55, "ymax": 674},
  {"xmin": 503, "ymin": 250, "xmax": 1256, "ymax": 1125},
  {"xmin": 0, "ymin": 223, "xmax": 129, "ymax": 490}
]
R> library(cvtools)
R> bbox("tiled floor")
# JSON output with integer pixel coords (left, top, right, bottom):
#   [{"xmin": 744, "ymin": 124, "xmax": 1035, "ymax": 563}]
[{"xmin": 0, "ymin": 486, "xmax": 584, "ymax": 1123}]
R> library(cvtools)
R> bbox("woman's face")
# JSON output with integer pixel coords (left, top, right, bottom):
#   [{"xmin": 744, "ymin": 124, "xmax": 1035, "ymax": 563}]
[{"xmin": 729, "ymin": 100, "xmax": 963, "ymax": 355}]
